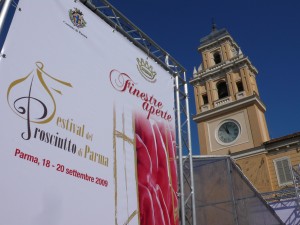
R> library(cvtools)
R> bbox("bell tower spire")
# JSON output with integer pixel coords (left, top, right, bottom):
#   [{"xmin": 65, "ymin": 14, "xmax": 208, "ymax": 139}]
[{"xmin": 211, "ymin": 18, "xmax": 217, "ymax": 32}]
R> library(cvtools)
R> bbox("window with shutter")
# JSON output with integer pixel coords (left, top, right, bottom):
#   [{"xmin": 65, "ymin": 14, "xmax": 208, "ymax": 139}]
[{"xmin": 274, "ymin": 157, "xmax": 293, "ymax": 186}]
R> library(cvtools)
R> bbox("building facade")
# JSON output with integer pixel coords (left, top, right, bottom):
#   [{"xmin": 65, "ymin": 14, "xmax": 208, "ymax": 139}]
[{"xmin": 190, "ymin": 26, "xmax": 300, "ymax": 193}]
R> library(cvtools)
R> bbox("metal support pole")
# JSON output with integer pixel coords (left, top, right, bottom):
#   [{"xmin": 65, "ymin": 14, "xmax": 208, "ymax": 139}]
[
  {"xmin": 183, "ymin": 71, "xmax": 197, "ymax": 225},
  {"xmin": 227, "ymin": 158, "xmax": 239, "ymax": 225},
  {"xmin": 290, "ymin": 165, "xmax": 300, "ymax": 210},
  {"xmin": 0, "ymin": 0, "xmax": 12, "ymax": 36},
  {"xmin": 176, "ymin": 74, "xmax": 186, "ymax": 225}
]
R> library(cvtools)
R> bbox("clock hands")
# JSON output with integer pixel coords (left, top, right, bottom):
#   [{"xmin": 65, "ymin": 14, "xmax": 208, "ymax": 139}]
[{"xmin": 225, "ymin": 125, "xmax": 230, "ymax": 134}]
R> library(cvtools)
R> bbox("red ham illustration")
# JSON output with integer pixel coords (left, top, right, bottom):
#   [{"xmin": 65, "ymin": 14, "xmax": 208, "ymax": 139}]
[{"xmin": 135, "ymin": 113, "xmax": 178, "ymax": 225}]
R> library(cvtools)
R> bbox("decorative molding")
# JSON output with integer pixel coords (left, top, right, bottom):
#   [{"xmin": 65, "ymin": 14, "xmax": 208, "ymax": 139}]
[
  {"xmin": 190, "ymin": 56, "xmax": 258, "ymax": 85},
  {"xmin": 231, "ymin": 146, "xmax": 267, "ymax": 160},
  {"xmin": 193, "ymin": 95, "xmax": 266, "ymax": 122},
  {"xmin": 214, "ymin": 96, "xmax": 232, "ymax": 107}
]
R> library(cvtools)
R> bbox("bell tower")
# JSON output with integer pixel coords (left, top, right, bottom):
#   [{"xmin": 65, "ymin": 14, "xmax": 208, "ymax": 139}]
[{"xmin": 190, "ymin": 26, "xmax": 270, "ymax": 155}]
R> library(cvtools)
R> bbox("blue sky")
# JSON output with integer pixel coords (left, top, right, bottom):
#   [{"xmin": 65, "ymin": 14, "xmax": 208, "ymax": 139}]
[
  {"xmin": 1, "ymin": 0, "xmax": 299, "ymax": 154},
  {"xmin": 107, "ymin": 0, "xmax": 300, "ymax": 154}
]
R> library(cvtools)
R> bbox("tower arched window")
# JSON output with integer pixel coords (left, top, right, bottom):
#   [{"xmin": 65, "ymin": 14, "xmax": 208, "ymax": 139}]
[
  {"xmin": 217, "ymin": 81, "xmax": 229, "ymax": 99},
  {"xmin": 213, "ymin": 52, "xmax": 222, "ymax": 64}
]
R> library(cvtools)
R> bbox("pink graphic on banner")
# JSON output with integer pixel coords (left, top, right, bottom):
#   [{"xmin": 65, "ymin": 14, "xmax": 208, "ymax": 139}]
[{"xmin": 135, "ymin": 113, "xmax": 178, "ymax": 225}]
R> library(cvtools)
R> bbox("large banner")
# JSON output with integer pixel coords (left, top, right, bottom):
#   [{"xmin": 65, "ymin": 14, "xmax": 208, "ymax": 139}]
[{"xmin": 0, "ymin": 1, "xmax": 178, "ymax": 225}]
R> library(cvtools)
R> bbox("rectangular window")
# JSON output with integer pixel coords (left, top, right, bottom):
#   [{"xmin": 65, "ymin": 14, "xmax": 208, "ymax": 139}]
[
  {"xmin": 236, "ymin": 81, "xmax": 244, "ymax": 92},
  {"xmin": 202, "ymin": 94, "xmax": 208, "ymax": 105},
  {"xmin": 274, "ymin": 157, "xmax": 293, "ymax": 186}
]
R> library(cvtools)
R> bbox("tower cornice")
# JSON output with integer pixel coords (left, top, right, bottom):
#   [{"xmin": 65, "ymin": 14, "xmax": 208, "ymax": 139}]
[
  {"xmin": 193, "ymin": 94, "xmax": 266, "ymax": 122},
  {"xmin": 190, "ymin": 55, "xmax": 258, "ymax": 86}
]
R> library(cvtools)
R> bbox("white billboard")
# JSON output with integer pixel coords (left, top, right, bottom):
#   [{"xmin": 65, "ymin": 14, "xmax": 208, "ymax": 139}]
[{"xmin": 0, "ymin": 1, "xmax": 178, "ymax": 225}]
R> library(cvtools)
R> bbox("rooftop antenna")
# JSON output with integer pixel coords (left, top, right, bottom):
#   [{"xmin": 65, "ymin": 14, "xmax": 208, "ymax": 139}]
[{"xmin": 212, "ymin": 18, "xmax": 217, "ymax": 32}]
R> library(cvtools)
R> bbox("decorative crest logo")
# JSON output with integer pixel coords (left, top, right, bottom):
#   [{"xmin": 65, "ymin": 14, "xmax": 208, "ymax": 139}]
[
  {"xmin": 7, "ymin": 62, "xmax": 72, "ymax": 140},
  {"xmin": 69, "ymin": 8, "xmax": 87, "ymax": 28},
  {"xmin": 136, "ymin": 58, "xmax": 157, "ymax": 83}
]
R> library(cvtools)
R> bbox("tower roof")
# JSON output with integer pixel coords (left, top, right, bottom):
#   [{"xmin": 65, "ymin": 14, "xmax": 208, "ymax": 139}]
[{"xmin": 200, "ymin": 28, "xmax": 230, "ymax": 47}]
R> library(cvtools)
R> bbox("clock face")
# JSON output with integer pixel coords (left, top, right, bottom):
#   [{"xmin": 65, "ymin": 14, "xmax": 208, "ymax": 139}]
[{"xmin": 217, "ymin": 120, "xmax": 240, "ymax": 144}]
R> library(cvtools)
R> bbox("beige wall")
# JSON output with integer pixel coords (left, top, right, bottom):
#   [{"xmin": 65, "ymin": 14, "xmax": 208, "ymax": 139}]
[
  {"xmin": 247, "ymin": 105, "xmax": 270, "ymax": 146},
  {"xmin": 197, "ymin": 122, "xmax": 208, "ymax": 155},
  {"xmin": 194, "ymin": 86, "xmax": 201, "ymax": 114},
  {"xmin": 236, "ymin": 154, "xmax": 272, "ymax": 193}
]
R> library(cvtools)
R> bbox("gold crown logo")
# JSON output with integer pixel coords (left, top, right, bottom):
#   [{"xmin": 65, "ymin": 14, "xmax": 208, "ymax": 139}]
[{"xmin": 136, "ymin": 58, "xmax": 157, "ymax": 82}]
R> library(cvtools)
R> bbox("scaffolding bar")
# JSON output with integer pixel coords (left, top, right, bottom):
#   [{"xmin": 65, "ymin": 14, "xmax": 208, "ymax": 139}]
[
  {"xmin": 0, "ymin": 0, "xmax": 12, "ymax": 37},
  {"xmin": 184, "ymin": 71, "xmax": 197, "ymax": 225},
  {"xmin": 80, "ymin": 0, "xmax": 185, "ymax": 77}
]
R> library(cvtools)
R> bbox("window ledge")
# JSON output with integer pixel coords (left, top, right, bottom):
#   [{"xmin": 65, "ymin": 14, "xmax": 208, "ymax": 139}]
[
  {"xmin": 236, "ymin": 91, "xmax": 246, "ymax": 100},
  {"xmin": 201, "ymin": 104, "xmax": 210, "ymax": 112}
]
